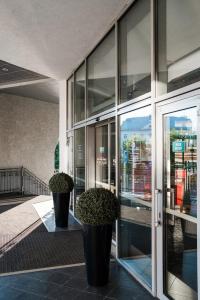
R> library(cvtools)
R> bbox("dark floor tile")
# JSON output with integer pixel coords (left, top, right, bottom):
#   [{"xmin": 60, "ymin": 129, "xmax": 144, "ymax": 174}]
[
  {"xmin": 106, "ymin": 286, "xmax": 143, "ymax": 300},
  {"xmin": 0, "ymin": 286, "xmax": 24, "ymax": 300},
  {"xmin": 65, "ymin": 275, "xmax": 88, "ymax": 290},
  {"xmin": 85, "ymin": 283, "xmax": 115, "ymax": 297},
  {"xmin": 109, "ymin": 265, "xmax": 150, "ymax": 295},
  {"xmin": 10, "ymin": 275, "xmax": 60, "ymax": 298},
  {"xmin": 58, "ymin": 265, "xmax": 86, "ymax": 278},
  {"xmin": 75, "ymin": 291, "xmax": 104, "ymax": 300},
  {"xmin": 0, "ymin": 262, "xmax": 156, "ymax": 300},
  {"xmin": 0, "ymin": 274, "xmax": 20, "ymax": 287},
  {"xmin": 50, "ymin": 286, "xmax": 80, "ymax": 300},
  {"xmin": 135, "ymin": 293, "xmax": 155, "ymax": 300},
  {"xmin": 17, "ymin": 292, "xmax": 46, "ymax": 300},
  {"xmin": 26, "ymin": 269, "xmax": 71, "ymax": 285}
]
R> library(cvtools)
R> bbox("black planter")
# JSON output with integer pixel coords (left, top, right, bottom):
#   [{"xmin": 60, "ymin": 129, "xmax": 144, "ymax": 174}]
[
  {"xmin": 82, "ymin": 223, "xmax": 112, "ymax": 286},
  {"xmin": 52, "ymin": 192, "xmax": 70, "ymax": 227}
]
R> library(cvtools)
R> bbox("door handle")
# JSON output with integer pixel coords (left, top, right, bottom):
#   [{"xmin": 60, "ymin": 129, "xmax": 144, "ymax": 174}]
[
  {"xmin": 166, "ymin": 188, "xmax": 175, "ymax": 209},
  {"xmin": 155, "ymin": 189, "xmax": 162, "ymax": 227}
]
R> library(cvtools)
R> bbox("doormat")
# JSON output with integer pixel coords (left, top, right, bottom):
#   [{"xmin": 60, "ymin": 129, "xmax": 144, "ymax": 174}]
[{"xmin": 0, "ymin": 222, "xmax": 85, "ymax": 274}]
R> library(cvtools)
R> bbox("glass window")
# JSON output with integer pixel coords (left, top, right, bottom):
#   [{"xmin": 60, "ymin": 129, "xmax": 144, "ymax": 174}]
[
  {"xmin": 158, "ymin": 0, "xmax": 200, "ymax": 94},
  {"xmin": 119, "ymin": 106, "xmax": 152, "ymax": 287},
  {"xmin": 163, "ymin": 107, "xmax": 197, "ymax": 299},
  {"xmin": 74, "ymin": 63, "xmax": 85, "ymax": 123},
  {"xmin": 74, "ymin": 127, "xmax": 85, "ymax": 205},
  {"xmin": 87, "ymin": 29, "xmax": 115, "ymax": 117},
  {"xmin": 67, "ymin": 76, "xmax": 74, "ymax": 129},
  {"xmin": 95, "ymin": 125, "xmax": 108, "ymax": 187},
  {"xmin": 119, "ymin": 0, "xmax": 151, "ymax": 103}
]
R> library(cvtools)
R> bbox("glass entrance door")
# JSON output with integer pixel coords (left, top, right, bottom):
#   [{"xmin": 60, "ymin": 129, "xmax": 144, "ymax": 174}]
[
  {"xmin": 95, "ymin": 121, "xmax": 115, "ymax": 193},
  {"xmin": 118, "ymin": 106, "xmax": 152, "ymax": 288},
  {"xmin": 156, "ymin": 95, "xmax": 200, "ymax": 300},
  {"xmin": 95, "ymin": 120, "xmax": 116, "ymax": 239}
]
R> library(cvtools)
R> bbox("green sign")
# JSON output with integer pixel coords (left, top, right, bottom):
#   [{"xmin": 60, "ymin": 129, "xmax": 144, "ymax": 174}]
[
  {"xmin": 54, "ymin": 143, "xmax": 59, "ymax": 171},
  {"xmin": 172, "ymin": 141, "xmax": 185, "ymax": 153}
]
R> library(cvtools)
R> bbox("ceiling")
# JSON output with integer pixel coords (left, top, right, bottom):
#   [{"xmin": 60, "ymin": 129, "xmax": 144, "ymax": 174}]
[
  {"xmin": 1, "ymin": 80, "xmax": 59, "ymax": 103},
  {"xmin": 0, "ymin": 0, "xmax": 133, "ymax": 80},
  {"xmin": 0, "ymin": 60, "xmax": 47, "ymax": 86}
]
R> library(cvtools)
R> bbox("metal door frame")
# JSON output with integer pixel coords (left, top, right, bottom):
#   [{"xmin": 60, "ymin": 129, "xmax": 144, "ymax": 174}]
[{"xmin": 155, "ymin": 92, "xmax": 200, "ymax": 300}]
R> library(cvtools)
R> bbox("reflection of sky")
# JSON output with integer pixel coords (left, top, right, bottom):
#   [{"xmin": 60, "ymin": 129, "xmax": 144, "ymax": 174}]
[
  {"xmin": 120, "ymin": 107, "xmax": 151, "ymax": 123},
  {"xmin": 167, "ymin": 107, "xmax": 197, "ymax": 132},
  {"xmin": 120, "ymin": 111, "xmax": 151, "ymax": 148}
]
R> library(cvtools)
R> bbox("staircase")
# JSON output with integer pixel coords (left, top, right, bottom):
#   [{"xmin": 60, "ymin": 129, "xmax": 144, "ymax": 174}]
[{"xmin": 0, "ymin": 167, "xmax": 50, "ymax": 196}]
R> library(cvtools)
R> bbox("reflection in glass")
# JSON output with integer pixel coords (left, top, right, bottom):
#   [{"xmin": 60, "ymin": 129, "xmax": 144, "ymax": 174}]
[
  {"xmin": 95, "ymin": 125, "xmax": 108, "ymax": 187},
  {"xmin": 74, "ymin": 63, "xmax": 85, "ymax": 123},
  {"xmin": 67, "ymin": 77, "xmax": 74, "ymax": 129},
  {"xmin": 87, "ymin": 29, "xmax": 115, "ymax": 117},
  {"xmin": 110, "ymin": 122, "xmax": 116, "ymax": 188},
  {"xmin": 164, "ymin": 108, "xmax": 197, "ymax": 299},
  {"xmin": 119, "ymin": 0, "xmax": 151, "ymax": 103},
  {"xmin": 119, "ymin": 107, "xmax": 152, "ymax": 287},
  {"xmin": 164, "ymin": 108, "xmax": 197, "ymax": 217},
  {"xmin": 158, "ymin": 0, "xmax": 200, "ymax": 94},
  {"xmin": 74, "ymin": 128, "xmax": 85, "ymax": 209},
  {"xmin": 164, "ymin": 216, "xmax": 197, "ymax": 300},
  {"xmin": 67, "ymin": 134, "xmax": 74, "ymax": 211}
]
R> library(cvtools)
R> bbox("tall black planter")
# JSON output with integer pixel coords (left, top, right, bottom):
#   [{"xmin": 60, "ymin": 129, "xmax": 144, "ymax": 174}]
[
  {"xmin": 53, "ymin": 192, "xmax": 70, "ymax": 227},
  {"xmin": 82, "ymin": 223, "xmax": 112, "ymax": 286}
]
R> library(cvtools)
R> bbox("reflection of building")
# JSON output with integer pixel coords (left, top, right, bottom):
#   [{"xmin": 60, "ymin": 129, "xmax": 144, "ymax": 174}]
[
  {"xmin": 121, "ymin": 116, "xmax": 151, "ymax": 145},
  {"xmin": 121, "ymin": 116, "xmax": 151, "ymax": 200},
  {"xmin": 169, "ymin": 116, "xmax": 197, "ymax": 216}
]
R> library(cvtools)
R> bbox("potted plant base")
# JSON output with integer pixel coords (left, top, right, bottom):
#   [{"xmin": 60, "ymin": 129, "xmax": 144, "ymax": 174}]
[
  {"xmin": 83, "ymin": 223, "xmax": 112, "ymax": 286},
  {"xmin": 53, "ymin": 192, "xmax": 70, "ymax": 227}
]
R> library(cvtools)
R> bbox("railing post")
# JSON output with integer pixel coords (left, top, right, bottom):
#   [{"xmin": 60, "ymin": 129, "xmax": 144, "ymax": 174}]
[{"xmin": 21, "ymin": 166, "xmax": 24, "ymax": 196}]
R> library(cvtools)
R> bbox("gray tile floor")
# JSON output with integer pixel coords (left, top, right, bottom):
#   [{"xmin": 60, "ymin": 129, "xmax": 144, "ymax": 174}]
[{"xmin": 0, "ymin": 262, "xmax": 156, "ymax": 300}]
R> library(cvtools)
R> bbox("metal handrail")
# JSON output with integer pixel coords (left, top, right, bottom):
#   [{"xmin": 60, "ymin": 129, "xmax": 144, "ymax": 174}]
[{"xmin": 0, "ymin": 167, "xmax": 50, "ymax": 196}]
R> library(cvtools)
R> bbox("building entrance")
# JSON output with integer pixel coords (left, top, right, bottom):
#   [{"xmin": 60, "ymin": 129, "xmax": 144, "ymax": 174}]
[{"xmin": 156, "ymin": 95, "xmax": 199, "ymax": 300}]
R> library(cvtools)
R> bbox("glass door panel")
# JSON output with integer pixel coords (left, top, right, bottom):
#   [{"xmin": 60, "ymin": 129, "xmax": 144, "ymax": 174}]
[
  {"xmin": 74, "ymin": 127, "xmax": 85, "ymax": 214},
  {"xmin": 119, "ymin": 106, "xmax": 152, "ymax": 288},
  {"xmin": 95, "ymin": 125, "xmax": 109, "ymax": 188},
  {"xmin": 163, "ymin": 108, "xmax": 197, "ymax": 300},
  {"xmin": 95, "ymin": 121, "xmax": 116, "ymax": 240},
  {"xmin": 66, "ymin": 133, "xmax": 74, "ymax": 211},
  {"xmin": 110, "ymin": 122, "xmax": 116, "ymax": 193}
]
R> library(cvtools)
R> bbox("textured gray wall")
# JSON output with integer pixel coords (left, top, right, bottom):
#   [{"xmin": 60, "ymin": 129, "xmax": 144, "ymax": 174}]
[{"xmin": 0, "ymin": 93, "xmax": 59, "ymax": 183}]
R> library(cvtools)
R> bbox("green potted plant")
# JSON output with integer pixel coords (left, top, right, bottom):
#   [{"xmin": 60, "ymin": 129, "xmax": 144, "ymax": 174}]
[
  {"xmin": 76, "ymin": 188, "xmax": 119, "ymax": 286},
  {"xmin": 49, "ymin": 172, "xmax": 74, "ymax": 228}
]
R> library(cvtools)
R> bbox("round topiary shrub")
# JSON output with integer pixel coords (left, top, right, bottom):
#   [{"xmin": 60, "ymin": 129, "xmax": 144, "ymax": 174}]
[
  {"xmin": 76, "ymin": 188, "xmax": 119, "ymax": 225},
  {"xmin": 49, "ymin": 172, "xmax": 74, "ymax": 193}
]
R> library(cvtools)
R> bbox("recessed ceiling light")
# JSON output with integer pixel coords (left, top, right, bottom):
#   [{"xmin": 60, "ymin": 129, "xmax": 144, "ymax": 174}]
[{"xmin": 2, "ymin": 67, "xmax": 9, "ymax": 72}]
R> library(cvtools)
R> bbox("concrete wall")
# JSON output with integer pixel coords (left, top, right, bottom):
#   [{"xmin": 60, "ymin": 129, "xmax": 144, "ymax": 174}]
[{"xmin": 0, "ymin": 93, "xmax": 59, "ymax": 183}]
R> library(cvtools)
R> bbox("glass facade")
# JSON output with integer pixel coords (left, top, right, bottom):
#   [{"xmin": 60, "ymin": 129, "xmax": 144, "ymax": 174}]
[
  {"xmin": 67, "ymin": 76, "xmax": 74, "ymax": 129},
  {"xmin": 87, "ymin": 29, "xmax": 115, "ymax": 117},
  {"xmin": 74, "ymin": 63, "xmax": 85, "ymax": 123},
  {"xmin": 163, "ymin": 108, "xmax": 197, "ymax": 299},
  {"xmin": 158, "ymin": 0, "xmax": 200, "ymax": 94},
  {"xmin": 65, "ymin": 0, "xmax": 200, "ymax": 298},
  {"xmin": 74, "ymin": 127, "xmax": 85, "ymax": 207},
  {"xmin": 95, "ymin": 125, "xmax": 109, "ymax": 187},
  {"xmin": 119, "ymin": 0, "xmax": 151, "ymax": 103},
  {"xmin": 119, "ymin": 106, "xmax": 152, "ymax": 287}
]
